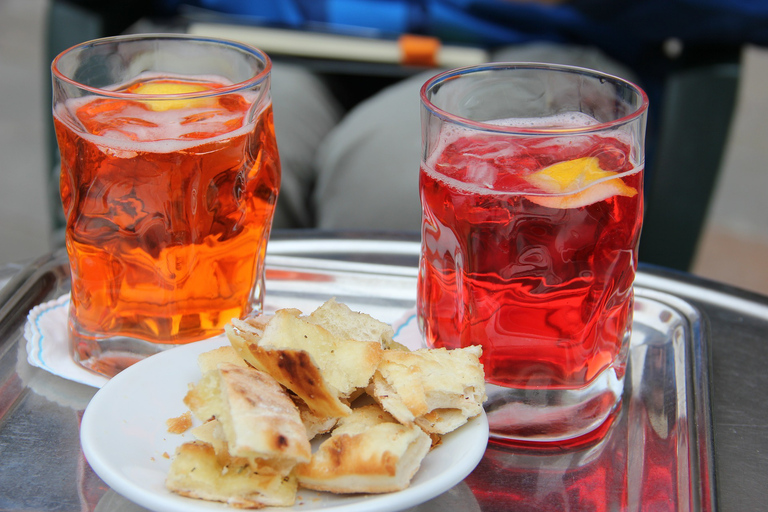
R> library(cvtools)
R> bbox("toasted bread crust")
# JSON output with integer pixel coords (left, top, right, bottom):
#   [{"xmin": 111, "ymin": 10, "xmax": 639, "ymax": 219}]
[
  {"xmin": 369, "ymin": 346, "xmax": 486, "ymax": 434},
  {"xmin": 166, "ymin": 441, "xmax": 297, "ymax": 508},
  {"xmin": 306, "ymin": 298, "xmax": 395, "ymax": 347},
  {"xmin": 226, "ymin": 308, "xmax": 384, "ymax": 419},
  {"xmin": 294, "ymin": 405, "xmax": 432, "ymax": 494},
  {"xmin": 243, "ymin": 343, "xmax": 352, "ymax": 418},
  {"xmin": 184, "ymin": 363, "xmax": 311, "ymax": 475}
]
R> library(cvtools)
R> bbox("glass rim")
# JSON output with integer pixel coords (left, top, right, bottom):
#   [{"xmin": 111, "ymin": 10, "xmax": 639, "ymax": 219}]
[
  {"xmin": 51, "ymin": 33, "xmax": 273, "ymax": 100},
  {"xmin": 420, "ymin": 62, "xmax": 650, "ymax": 135}
]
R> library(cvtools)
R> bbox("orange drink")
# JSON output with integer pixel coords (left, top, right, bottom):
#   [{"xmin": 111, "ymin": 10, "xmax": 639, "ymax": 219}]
[{"xmin": 52, "ymin": 36, "xmax": 280, "ymax": 377}]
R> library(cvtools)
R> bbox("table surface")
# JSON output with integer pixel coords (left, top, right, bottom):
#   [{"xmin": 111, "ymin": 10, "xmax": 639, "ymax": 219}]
[{"xmin": 1, "ymin": 231, "xmax": 766, "ymax": 512}]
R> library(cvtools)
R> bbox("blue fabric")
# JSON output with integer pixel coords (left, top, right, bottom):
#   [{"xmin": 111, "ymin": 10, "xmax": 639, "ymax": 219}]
[
  {"xmin": 163, "ymin": 0, "xmax": 768, "ymax": 66},
  {"xmin": 326, "ymin": 0, "xmax": 412, "ymax": 34},
  {"xmin": 179, "ymin": 0, "xmax": 306, "ymax": 26}
]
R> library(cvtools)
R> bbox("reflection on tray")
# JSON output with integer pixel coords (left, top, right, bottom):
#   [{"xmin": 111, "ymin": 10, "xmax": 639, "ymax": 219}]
[
  {"xmin": 465, "ymin": 290, "xmax": 712, "ymax": 512},
  {"xmin": 265, "ymin": 268, "xmax": 335, "ymax": 282}
]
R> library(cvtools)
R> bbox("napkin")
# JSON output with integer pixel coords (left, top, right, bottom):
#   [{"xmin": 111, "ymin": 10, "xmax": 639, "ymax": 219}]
[
  {"xmin": 24, "ymin": 294, "xmax": 422, "ymax": 389},
  {"xmin": 24, "ymin": 294, "xmax": 109, "ymax": 388}
]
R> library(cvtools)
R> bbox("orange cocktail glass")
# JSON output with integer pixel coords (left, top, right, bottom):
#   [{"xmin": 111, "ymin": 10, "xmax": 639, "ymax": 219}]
[{"xmin": 52, "ymin": 35, "xmax": 280, "ymax": 377}]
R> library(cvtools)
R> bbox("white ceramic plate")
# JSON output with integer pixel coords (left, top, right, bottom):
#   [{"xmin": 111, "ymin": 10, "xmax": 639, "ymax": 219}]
[{"xmin": 80, "ymin": 337, "xmax": 489, "ymax": 512}]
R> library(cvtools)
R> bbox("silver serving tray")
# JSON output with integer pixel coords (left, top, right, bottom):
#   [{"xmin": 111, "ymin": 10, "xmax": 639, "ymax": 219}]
[{"xmin": 0, "ymin": 237, "xmax": 714, "ymax": 512}]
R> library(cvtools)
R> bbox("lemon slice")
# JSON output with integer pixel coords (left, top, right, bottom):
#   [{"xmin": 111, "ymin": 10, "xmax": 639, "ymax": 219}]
[
  {"xmin": 524, "ymin": 156, "xmax": 637, "ymax": 209},
  {"xmin": 131, "ymin": 82, "xmax": 215, "ymax": 111}
]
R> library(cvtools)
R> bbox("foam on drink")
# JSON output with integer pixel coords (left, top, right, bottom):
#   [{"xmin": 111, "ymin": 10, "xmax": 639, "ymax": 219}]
[
  {"xmin": 424, "ymin": 112, "xmax": 640, "ymax": 201},
  {"xmin": 55, "ymin": 73, "xmax": 265, "ymax": 154}
]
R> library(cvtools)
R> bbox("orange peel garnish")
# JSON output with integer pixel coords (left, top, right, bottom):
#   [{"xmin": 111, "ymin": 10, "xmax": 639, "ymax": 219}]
[
  {"xmin": 524, "ymin": 156, "xmax": 637, "ymax": 209},
  {"xmin": 130, "ymin": 81, "xmax": 216, "ymax": 111}
]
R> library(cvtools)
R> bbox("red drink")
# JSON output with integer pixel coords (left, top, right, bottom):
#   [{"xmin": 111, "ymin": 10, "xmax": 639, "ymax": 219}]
[
  {"xmin": 418, "ymin": 115, "xmax": 643, "ymax": 441},
  {"xmin": 418, "ymin": 63, "xmax": 647, "ymax": 442},
  {"xmin": 419, "ymin": 119, "xmax": 643, "ymax": 389},
  {"xmin": 54, "ymin": 73, "xmax": 280, "ymax": 370}
]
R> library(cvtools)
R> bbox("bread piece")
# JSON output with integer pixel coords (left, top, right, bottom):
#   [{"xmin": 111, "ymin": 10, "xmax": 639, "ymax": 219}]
[
  {"xmin": 242, "ymin": 314, "xmax": 273, "ymax": 334},
  {"xmin": 257, "ymin": 309, "xmax": 384, "ymax": 397},
  {"xmin": 294, "ymin": 404, "xmax": 432, "ymax": 494},
  {"xmin": 190, "ymin": 418, "xmax": 230, "ymax": 466},
  {"xmin": 166, "ymin": 411, "xmax": 192, "ymax": 434},
  {"xmin": 307, "ymin": 298, "xmax": 396, "ymax": 348},
  {"xmin": 184, "ymin": 363, "xmax": 311, "ymax": 475},
  {"xmin": 197, "ymin": 345, "xmax": 248, "ymax": 373},
  {"xmin": 290, "ymin": 395, "xmax": 338, "ymax": 440},
  {"xmin": 226, "ymin": 319, "xmax": 350, "ymax": 419},
  {"xmin": 224, "ymin": 314, "xmax": 270, "ymax": 369},
  {"xmin": 166, "ymin": 440, "xmax": 297, "ymax": 508},
  {"xmin": 368, "ymin": 346, "xmax": 486, "ymax": 434},
  {"xmin": 226, "ymin": 308, "xmax": 383, "ymax": 418}
]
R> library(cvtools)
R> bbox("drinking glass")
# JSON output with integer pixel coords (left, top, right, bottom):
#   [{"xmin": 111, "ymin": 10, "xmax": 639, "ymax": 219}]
[
  {"xmin": 418, "ymin": 63, "xmax": 647, "ymax": 443},
  {"xmin": 52, "ymin": 34, "xmax": 280, "ymax": 377}
]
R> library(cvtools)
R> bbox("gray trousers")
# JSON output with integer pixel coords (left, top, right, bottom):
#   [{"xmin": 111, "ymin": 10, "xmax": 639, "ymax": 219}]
[{"xmin": 269, "ymin": 43, "xmax": 638, "ymax": 231}]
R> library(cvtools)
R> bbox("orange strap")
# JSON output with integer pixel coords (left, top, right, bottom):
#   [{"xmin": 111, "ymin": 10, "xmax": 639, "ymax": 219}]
[{"xmin": 398, "ymin": 34, "xmax": 441, "ymax": 67}]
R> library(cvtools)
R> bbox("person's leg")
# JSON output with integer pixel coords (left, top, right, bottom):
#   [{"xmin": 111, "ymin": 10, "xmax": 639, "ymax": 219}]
[
  {"xmin": 311, "ymin": 43, "xmax": 637, "ymax": 231},
  {"xmin": 491, "ymin": 43, "xmax": 638, "ymax": 83},
  {"xmin": 313, "ymin": 70, "xmax": 436, "ymax": 231},
  {"xmin": 269, "ymin": 63, "xmax": 344, "ymax": 229}
]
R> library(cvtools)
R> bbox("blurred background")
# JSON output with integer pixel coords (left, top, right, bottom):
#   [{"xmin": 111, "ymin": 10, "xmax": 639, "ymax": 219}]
[{"xmin": 2, "ymin": 0, "xmax": 767, "ymax": 295}]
